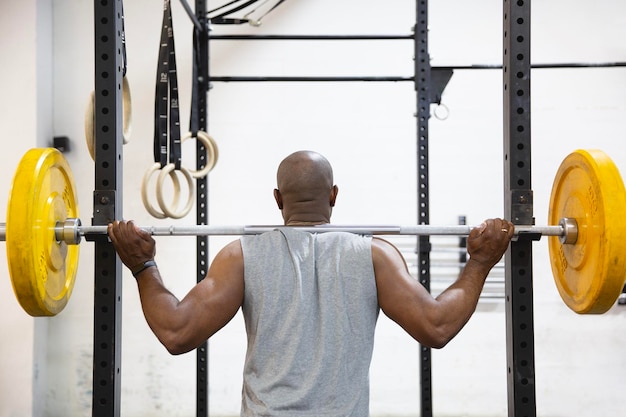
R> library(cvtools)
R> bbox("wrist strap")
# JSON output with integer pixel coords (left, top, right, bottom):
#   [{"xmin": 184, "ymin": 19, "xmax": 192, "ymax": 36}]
[{"xmin": 131, "ymin": 260, "xmax": 157, "ymax": 278}]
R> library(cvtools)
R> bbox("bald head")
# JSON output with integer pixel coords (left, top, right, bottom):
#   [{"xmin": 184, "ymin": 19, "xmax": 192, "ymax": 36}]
[
  {"xmin": 274, "ymin": 151, "xmax": 338, "ymax": 225},
  {"xmin": 277, "ymin": 151, "xmax": 333, "ymax": 193}
]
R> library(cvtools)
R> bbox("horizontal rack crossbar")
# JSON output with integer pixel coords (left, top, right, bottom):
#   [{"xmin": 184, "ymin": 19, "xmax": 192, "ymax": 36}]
[
  {"xmin": 209, "ymin": 34, "xmax": 414, "ymax": 40},
  {"xmin": 209, "ymin": 76, "xmax": 414, "ymax": 82},
  {"xmin": 209, "ymin": 63, "xmax": 626, "ymax": 83},
  {"xmin": 435, "ymin": 62, "xmax": 626, "ymax": 70}
]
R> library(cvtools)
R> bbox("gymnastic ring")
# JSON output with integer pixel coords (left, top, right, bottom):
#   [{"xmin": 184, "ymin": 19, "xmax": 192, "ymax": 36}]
[
  {"xmin": 433, "ymin": 103, "xmax": 449, "ymax": 121},
  {"xmin": 181, "ymin": 131, "xmax": 219, "ymax": 178},
  {"xmin": 156, "ymin": 164, "xmax": 195, "ymax": 219},
  {"xmin": 83, "ymin": 76, "xmax": 133, "ymax": 160},
  {"xmin": 121, "ymin": 76, "xmax": 132, "ymax": 144},
  {"xmin": 84, "ymin": 91, "xmax": 96, "ymax": 160},
  {"xmin": 141, "ymin": 163, "xmax": 181, "ymax": 219},
  {"xmin": 198, "ymin": 131, "xmax": 219, "ymax": 173}
]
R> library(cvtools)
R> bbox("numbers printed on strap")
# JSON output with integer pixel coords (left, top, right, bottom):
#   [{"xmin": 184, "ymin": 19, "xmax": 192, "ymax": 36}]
[{"xmin": 154, "ymin": 0, "xmax": 179, "ymax": 168}]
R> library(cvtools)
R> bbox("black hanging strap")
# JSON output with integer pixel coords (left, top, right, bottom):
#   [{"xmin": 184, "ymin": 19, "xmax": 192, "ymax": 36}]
[
  {"xmin": 121, "ymin": 0, "xmax": 127, "ymax": 76},
  {"xmin": 189, "ymin": 27, "xmax": 200, "ymax": 137},
  {"xmin": 178, "ymin": 0, "xmax": 203, "ymax": 31},
  {"xmin": 167, "ymin": 5, "xmax": 182, "ymax": 170},
  {"xmin": 207, "ymin": 0, "xmax": 247, "ymax": 15},
  {"xmin": 251, "ymin": 0, "xmax": 287, "ymax": 23},
  {"xmin": 208, "ymin": 0, "xmax": 260, "ymax": 24},
  {"xmin": 208, "ymin": 0, "xmax": 287, "ymax": 25},
  {"xmin": 154, "ymin": 0, "xmax": 170, "ymax": 167},
  {"xmin": 153, "ymin": 0, "xmax": 181, "ymax": 170}
]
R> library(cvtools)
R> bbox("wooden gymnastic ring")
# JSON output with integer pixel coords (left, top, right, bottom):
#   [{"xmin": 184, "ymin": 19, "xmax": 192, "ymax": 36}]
[
  {"xmin": 84, "ymin": 76, "xmax": 133, "ymax": 160},
  {"xmin": 141, "ymin": 163, "xmax": 181, "ymax": 219},
  {"xmin": 181, "ymin": 131, "xmax": 219, "ymax": 178},
  {"xmin": 156, "ymin": 164, "xmax": 195, "ymax": 219}
]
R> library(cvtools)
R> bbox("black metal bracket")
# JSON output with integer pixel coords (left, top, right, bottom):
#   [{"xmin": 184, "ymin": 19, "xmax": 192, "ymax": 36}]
[
  {"xmin": 87, "ymin": 190, "xmax": 117, "ymax": 242},
  {"xmin": 430, "ymin": 68, "xmax": 453, "ymax": 104},
  {"xmin": 510, "ymin": 189, "xmax": 534, "ymax": 225}
]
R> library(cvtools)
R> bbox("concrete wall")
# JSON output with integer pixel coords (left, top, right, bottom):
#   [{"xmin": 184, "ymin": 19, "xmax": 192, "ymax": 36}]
[{"xmin": 0, "ymin": 0, "xmax": 625, "ymax": 416}]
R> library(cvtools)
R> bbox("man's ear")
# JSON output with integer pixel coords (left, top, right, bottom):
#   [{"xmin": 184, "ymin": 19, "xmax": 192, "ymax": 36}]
[
  {"xmin": 330, "ymin": 185, "xmax": 338, "ymax": 207},
  {"xmin": 274, "ymin": 188, "xmax": 283, "ymax": 209}
]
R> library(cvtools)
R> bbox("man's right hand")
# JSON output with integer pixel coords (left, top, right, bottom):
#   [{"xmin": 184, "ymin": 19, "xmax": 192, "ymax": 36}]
[
  {"xmin": 466, "ymin": 218, "xmax": 514, "ymax": 270},
  {"xmin": 107, "ymin": 220, "xmax": 156, "ymax": 271}
]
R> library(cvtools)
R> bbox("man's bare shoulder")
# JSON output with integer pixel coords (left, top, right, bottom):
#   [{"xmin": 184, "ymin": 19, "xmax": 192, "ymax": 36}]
[
  {"xmin": 371, "ymin": 237, "xmax": 403, "ymax": 257},
  {"xmin": 214, "ymin": 239, "xmax": 244, "ymax": 263}
]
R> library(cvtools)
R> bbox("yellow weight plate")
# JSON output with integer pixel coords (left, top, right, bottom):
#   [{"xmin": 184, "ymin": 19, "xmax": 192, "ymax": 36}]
[
  {"xmin": 548, "ymin": 149, "xmax": 626, "ymax": 314},
  {"xmin": 6, "ymin": 148, "xmax": 80, "ymax": 316}
]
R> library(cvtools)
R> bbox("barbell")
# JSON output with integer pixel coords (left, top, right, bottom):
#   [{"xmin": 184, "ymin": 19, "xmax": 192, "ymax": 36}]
[
  {"xmin": 0, "ymin": 219, "xmax": 573, "ymax": 243},
  {"xmin": 3, "ymin": 147, "xmax": 626, "ymax": 317}
]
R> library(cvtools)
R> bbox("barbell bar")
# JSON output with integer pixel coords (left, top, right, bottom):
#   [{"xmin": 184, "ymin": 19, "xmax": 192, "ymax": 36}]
[
  {"xmin": 0, "ymin": 218, "xmax": 574, "ymax": 245},
  {"xmin": 3, "ymin": 147, "xmax": 626, "ymax": 317}
]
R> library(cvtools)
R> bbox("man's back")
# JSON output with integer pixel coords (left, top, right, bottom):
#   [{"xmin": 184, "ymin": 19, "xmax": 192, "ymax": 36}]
[{"xmin": 240, "ymin": 229, "xmax": 379, "ymax": 416}]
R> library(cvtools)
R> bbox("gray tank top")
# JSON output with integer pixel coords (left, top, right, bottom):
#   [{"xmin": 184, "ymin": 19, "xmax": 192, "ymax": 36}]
[{"xmin": 239, "ymin": 228, "xmax": 379, "ymax": 416}]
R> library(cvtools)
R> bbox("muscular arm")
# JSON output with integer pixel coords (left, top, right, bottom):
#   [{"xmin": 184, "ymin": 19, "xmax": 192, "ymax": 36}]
[
  {"xmin": 108, "ymin": 221, "xmax": 244, "ymax": 355},
  {"xmin": 373, "ymin": 218, "xmax": 513, "ymax": 348}
]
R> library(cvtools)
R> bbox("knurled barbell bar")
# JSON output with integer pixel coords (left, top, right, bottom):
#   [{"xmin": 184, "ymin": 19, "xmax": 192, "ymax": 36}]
[{"xmin": 3, "ymin": 147, "xmax": 626, "ymax": 317}]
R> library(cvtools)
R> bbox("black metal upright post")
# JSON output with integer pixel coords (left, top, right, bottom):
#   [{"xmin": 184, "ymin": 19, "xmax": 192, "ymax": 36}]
[
  {"xmin": 195, "ymin": 1, "xmax": 210, "ymax": 416},
  {"xmin": 91, "ymin": 0, "xmax": 125, "ymax": 416},
  {"xmin": 503, "ymin": 0, "xmax": 536, "ymax": 416},
  {"xmin": 414, "ymin": 1, "xmax": 432, "ymax": 416}
]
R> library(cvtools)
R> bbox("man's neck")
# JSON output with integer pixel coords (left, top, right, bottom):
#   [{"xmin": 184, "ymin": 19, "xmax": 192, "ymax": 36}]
[{"xmin": 285, "ymin": 220, "xmax": 329, "ymax": 226}]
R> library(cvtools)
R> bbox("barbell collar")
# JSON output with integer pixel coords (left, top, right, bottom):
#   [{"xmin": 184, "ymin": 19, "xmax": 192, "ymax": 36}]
[
  {"xmin": 55, "ymin": 218, "xmax": 82, "ymax": 245},
  {"xmin": 558, "ymin": 217, "xmax": 578, "ymax": 244}
]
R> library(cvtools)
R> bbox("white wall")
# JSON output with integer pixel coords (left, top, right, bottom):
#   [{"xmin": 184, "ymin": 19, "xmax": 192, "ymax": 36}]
[
  {"xmin": 0, "ymin": 0, "xmax": 53, "ymax": 416},
  {"xmin": 0, "ymin": 0, "xmax": 625, "ymax": 416}
]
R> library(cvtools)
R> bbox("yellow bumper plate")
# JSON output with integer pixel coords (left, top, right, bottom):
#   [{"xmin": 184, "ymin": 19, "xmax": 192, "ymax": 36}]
[
  {"xmin": 6, "ymin": 148, "xmax": 80, "ymax": 316},
  {"xmin": 549, "ymin": 149, "xmax": 626, "ymax": 313}
]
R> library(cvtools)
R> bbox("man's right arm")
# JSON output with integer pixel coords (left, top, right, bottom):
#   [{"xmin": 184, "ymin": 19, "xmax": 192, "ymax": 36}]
[
  {"xmin": 108, "ymin": 221, "xmax": 244, "ymax": 355},
  {"xmin": 373, "ymin": 218, "xmax": 513, "ymax": 348},
  {"xmin": 134, "ymin": 240, "xmax": 245, "ymax": 355}
]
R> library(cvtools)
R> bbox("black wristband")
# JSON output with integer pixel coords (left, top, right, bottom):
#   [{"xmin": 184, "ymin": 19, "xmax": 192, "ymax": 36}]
[{"xmin": 131, "ymin": 260, "xmax": 157, "ymax": 278}]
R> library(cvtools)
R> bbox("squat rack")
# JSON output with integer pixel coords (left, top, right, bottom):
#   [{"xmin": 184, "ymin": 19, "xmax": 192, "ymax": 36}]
[
  {"xmin": 88, "ymin": 0, "xmax": 542, "ymax": 416},
  {"xmin": 91, "ymin": 1, "xmax": 211, "ymax": 415},
  {"xmin": 203, "ymin": 1, "xmax": 537, "ymax": 416}
]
